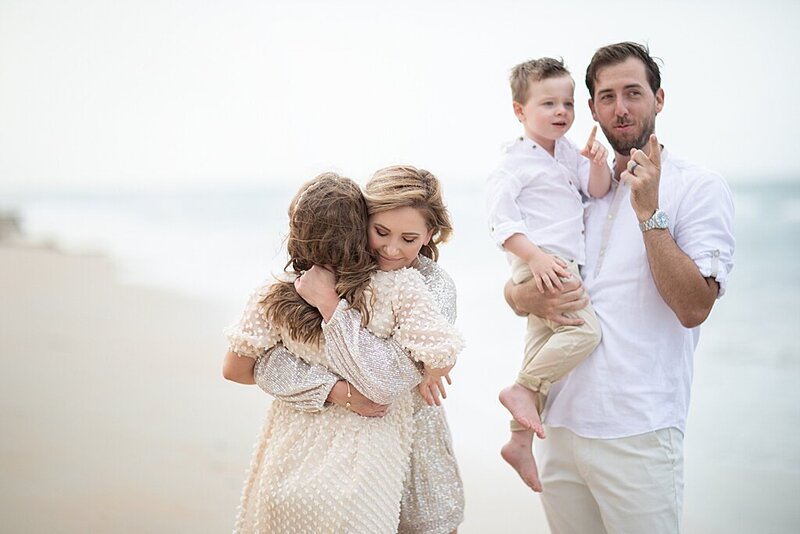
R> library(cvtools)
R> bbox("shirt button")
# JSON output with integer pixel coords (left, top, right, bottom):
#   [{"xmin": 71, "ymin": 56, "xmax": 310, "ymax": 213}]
[{"xmin": 607, "ymin": 214, "xmax": 614, "ymax": 220}]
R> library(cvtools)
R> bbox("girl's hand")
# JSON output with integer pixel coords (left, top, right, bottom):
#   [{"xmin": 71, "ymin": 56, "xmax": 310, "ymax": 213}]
[
  {"xmin": 419, "ymin": 365, "xmax": 454, "ymax": 406},
  {"xmin": 294, "ymin": 265, "xmax": 339, "ymax": 320}
]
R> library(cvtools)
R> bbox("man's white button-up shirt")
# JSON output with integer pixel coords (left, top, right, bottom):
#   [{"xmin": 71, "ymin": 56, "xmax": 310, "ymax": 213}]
[{"xmin": 544, "ymin": 148, "xmax": 736, "ymax": 439}]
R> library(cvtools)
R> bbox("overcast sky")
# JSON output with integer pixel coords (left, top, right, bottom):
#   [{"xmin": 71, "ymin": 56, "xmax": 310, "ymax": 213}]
[{"xmin": 1, "ymin": 0, "xmax": 798, "ymax": 192}]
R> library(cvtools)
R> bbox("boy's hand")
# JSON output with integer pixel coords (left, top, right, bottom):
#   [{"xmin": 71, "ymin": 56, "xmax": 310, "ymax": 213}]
[
  {"xmin": 527, "ymin": 253, "xmax": 571, "ymax": 293},
  {"xmin": 581, "ymin": 125, "xmax": 609, "ymax": 166},
  {"xmin": 419, "ymin": 365, "xmax": 454, "ymax": 406}
]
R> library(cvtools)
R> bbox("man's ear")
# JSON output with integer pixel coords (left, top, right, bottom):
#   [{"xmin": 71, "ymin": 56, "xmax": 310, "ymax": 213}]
[
  {"xmin": 655, "ymin": 88, "xmax": 665, "ymax": 114},
  {"xmin": 588, "ymin": 98, "xmax": 598, "ymax": 121}
]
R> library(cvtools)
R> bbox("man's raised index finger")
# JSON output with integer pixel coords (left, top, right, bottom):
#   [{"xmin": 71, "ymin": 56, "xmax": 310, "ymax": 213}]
[{"xmin": 649, "ymin": 134, "xmax": 661, "ymax": 169}]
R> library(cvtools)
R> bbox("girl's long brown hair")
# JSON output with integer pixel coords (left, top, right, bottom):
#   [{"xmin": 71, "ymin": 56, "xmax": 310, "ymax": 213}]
[{"xmin": 261, "ymin": 172, "xmax": 376, "ymax": 345}]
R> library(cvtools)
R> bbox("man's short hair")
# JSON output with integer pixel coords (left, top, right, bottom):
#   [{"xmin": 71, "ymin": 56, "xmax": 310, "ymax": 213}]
[
  {"xmin": 585, "ymin": 42, "xmax": 662, "ymax": 98},
  {"xmin": 510, "ymin": 57, "xmax": 571, "ymax": 104}
]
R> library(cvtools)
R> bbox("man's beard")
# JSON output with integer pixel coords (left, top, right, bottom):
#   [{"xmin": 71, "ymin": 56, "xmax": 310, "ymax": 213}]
[{"xmin": 602, "ymin": 113, "xmax": 655, "ymax": 155}]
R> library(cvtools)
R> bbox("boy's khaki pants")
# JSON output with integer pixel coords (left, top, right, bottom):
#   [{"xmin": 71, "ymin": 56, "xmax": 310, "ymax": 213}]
[{"xmin": 510, "ymin": 255, "xmax": 601, "ymax": 432}]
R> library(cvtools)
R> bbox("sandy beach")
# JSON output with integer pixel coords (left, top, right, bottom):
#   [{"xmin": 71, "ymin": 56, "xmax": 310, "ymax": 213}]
[
  {"xmin": 0, "ymin": 244, "xmax": 550, "ymax": 532},
  {"xmin": 2, "ymin": 215, "xmax": 798, "ymax": 533},
  {"xmin": 0, "ymin": 245, "xmax": 271, "ymax": 532}
]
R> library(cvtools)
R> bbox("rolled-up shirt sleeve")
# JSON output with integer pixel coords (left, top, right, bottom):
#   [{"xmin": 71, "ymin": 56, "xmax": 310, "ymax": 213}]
[
  {"xmin": 673, "ymin": 171, "xmax": 736, "ymax": 298},
  {"xmin": 486, "ymin": 168, "xmax": 528, "ymax": 248}
]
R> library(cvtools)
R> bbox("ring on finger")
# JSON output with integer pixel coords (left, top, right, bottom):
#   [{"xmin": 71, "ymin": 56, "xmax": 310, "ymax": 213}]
[{"xmin": 629, "ymin": 161, "xmax": 639, "ymax": 174}]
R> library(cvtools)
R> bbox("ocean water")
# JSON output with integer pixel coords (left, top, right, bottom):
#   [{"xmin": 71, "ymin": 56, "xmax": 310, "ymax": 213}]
[{"xmin": 3, "ymin": 180, "xmax": 799, "ymax": 532}]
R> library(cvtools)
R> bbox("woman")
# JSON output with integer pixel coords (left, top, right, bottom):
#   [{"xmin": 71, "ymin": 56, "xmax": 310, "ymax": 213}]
[
  {"xmin": 223, "ymin": 171, "xmax": 463, "ymax": 533},
  {"xmin": 249, "ymin": 166, "xmax": 466, "ymax": 534}
]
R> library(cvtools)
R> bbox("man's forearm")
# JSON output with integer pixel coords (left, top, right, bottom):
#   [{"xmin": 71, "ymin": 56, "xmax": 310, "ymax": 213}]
[
  {"xmin": 504, "ymin": 280, "xmax": 528, "ymax": 317},
  {"xmin": 644, "ymin": 230, "xmax": 718, "ymax": 328}
]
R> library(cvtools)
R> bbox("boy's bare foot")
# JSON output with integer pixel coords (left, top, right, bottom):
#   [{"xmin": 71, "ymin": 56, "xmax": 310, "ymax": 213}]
[
  {"xmin": 499, "ymin": 384, "xmax": 545, "ymax": 438},
  {"xmin": 501, "ymin": 437, "xmax": 542, "ymax": 492}
]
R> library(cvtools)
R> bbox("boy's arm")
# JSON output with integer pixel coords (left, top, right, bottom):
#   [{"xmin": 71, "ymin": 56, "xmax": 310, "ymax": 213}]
[
  {"xmin": 581, "ymin": 126, "xmax": 612, "ymax": 198},
  {"xmin": 504, "ymin": 233, "xmax": 571, "ymax": 292},
  {"xmin": 504, "ymin": 233, "xmax": 548, "ymax": 264}
]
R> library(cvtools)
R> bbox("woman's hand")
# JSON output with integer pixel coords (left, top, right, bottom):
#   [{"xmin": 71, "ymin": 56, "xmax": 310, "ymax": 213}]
[
  {"xmin": 294, "ymin": 265, "xmax": 340, "ymax": 321},
  {"xmin": 327, "ymin": 380, "xmax": 389, "ymax": 417},
  {"xmin": 419, "ymin": 365, "xmax": 454, "ymax": 406}
]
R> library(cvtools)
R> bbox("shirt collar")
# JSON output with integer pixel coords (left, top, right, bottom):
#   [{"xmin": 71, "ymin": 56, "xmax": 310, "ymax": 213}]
[{"xmin": 504, "ymin": 135, "xmax": 564, "ymax": 156}]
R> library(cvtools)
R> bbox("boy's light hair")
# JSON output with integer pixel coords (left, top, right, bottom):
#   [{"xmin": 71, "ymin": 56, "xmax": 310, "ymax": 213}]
[{"xmin": 510, "ymin": 57, "xmax": 571, "ymax": 104}]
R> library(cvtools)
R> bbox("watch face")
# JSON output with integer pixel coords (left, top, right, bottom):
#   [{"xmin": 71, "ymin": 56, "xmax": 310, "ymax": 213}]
[{"xmin": 655, "ymin": 210, "xmax": 669, "ymax": 228}]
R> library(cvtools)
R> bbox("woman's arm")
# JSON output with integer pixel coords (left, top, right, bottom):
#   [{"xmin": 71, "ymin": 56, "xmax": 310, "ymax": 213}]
[
  {"xmin": 322, "ymin": 303, "xmax": 423, "ymax": 405},
  {"xmin": 293, "ymin": 266, "xmax": 424, "ymax": 405},
  {"xmin": 253, "ymin": 344, "xmax": 391, "ymax": 416},
  {"xmin": 253, "ymin": 344, "xmax": 337, "ymax": 411}
]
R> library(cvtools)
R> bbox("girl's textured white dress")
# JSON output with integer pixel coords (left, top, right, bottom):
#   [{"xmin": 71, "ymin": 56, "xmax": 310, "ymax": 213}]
[{"xmin": 227, "ymin": 267, "xmax": 463, "ymax": 534}]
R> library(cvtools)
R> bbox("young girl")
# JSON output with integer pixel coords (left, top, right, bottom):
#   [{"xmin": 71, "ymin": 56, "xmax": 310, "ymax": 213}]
[{"xmin": 223, "ymin": 172, "xmax": 463, "ymax": 533}]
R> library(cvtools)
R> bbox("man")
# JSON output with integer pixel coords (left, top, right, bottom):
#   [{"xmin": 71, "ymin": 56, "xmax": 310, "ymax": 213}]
[{"xmin": 505, "ymin": 42, "xmax": 735, "ymax": 533}]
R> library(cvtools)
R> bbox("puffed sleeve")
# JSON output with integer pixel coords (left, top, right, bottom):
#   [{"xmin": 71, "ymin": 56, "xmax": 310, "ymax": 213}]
[
  {"xmin": 673, "ymin": 170, "xmax": 736, "ymax": 298},
  {"xmin": 322, "ymin": 302, "xmax": 423, "ymax": 405},
  {"xmin": 253, "ymin": 344, "xmax": 339, "ymax": 412},
  {"xmin": 392, "ymin": 269, "xmax": 465, "ymax": 369},
  {"xmin": 224, "ymin": 285, "xmax": 281, "ymax": 359}
]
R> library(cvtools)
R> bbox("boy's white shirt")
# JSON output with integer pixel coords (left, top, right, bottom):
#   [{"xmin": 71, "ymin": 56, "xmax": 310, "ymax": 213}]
[{"xmin": 486, "ymin": 135, "xmax": 591, "ymax": 265}]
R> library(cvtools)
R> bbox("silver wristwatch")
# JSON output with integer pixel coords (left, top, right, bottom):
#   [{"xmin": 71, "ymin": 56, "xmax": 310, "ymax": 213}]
[{"xmin": 639, "ymin": 208, "xmax": 669, "ymax": 232}]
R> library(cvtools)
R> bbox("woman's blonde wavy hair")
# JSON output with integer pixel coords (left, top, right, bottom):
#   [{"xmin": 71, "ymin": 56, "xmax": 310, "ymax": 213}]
[
  {"xmin": 261, "ymin": 172, "xmax": 376, "ymax": 345},
  {"xmin": 364, "ymin": 165, "xmax": 453, "ymax": 261}
]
